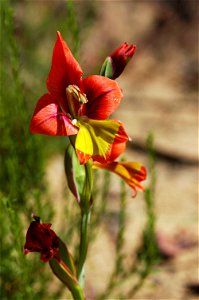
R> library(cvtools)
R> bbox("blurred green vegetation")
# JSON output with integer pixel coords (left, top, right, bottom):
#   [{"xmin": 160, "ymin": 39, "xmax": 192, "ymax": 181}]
[{"xmin": 0, "ymin": 1, "xmax": 55, "ymax": 299}]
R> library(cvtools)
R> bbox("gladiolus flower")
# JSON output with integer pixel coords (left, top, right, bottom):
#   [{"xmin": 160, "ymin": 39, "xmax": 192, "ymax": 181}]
[
  {"xmin": 30, "ymin": 31, "xmax": 128, "ymax": 164},
  {"xmin": 23, "ymin": 215, "xmax": 60, "ymax": 262},
  {"xmin": 93, "ymin": 161, "xmax": 147, "ymax": 196},
  {"xmin": 100, "ymin": 42, "xmax": 136, "ymax": 79}
]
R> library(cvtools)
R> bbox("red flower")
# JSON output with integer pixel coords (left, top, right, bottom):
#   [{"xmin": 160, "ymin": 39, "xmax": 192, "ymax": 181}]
[
  {"xmin": 94, "ymin": 161, "xmax": 147, "ymax": 197},
  {"xmin": 30, "ymin": 32, "xmax": 128, "ymax": 164},
  {"xmin": 23, "ymin": 216, "xmax": 60, "ymax": 262},
  {"xmin": 101, "ymin": 43, "xmax": 136, "ymax": 79}
]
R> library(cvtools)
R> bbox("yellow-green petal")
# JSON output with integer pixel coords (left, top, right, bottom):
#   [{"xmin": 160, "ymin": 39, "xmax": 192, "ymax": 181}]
[{"xmin": 75, "ymin": 118, "xmax": 120, "ymax": 163}]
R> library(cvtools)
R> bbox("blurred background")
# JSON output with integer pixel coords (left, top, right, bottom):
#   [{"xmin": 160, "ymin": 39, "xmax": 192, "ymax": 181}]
[{"xmin": 1, "ymin": 0, "xmax": 198, "ymax": 299}]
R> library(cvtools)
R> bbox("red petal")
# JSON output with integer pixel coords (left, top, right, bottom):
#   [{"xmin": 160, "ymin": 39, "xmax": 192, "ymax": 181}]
[
  {"xmin": 30, "ymin": 93, "xmax": 78, "ymax": 136},
  {"xmin": 109, "ymin": 123, "xmax": 129, "ymax": 160},
  {"xmin": 82, "ymin": 75, "xmax": 123, "ymax": 120},
  {"xmin": 76, "ymin": 150, "xmax": 91, "ymax": 165},
  {"xmin": 24, "ymin": 221, "xmax": 60, "ymax": 262},
  {"xmin": 47, "ymin": 31, "xmax": 83, "ymax": 98}
]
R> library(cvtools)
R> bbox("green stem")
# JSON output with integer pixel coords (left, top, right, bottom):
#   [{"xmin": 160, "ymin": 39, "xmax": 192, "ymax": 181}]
[
  {"xmin": 70, "ymin": 284, "xmax": 85, "ymax": 300},
  {"xmin": 76, "ymin": 160, "xmax": 92, "ymax": 286},
  {"xmin": 77, "ymin": 211, "xmax": 90, "ymax": 286}
]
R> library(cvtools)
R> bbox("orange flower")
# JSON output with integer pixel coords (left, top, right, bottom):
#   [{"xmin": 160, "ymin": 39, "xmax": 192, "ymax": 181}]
[{"xmin": 94, "ymin": 161, "xmax": 147, "ymax": 196}]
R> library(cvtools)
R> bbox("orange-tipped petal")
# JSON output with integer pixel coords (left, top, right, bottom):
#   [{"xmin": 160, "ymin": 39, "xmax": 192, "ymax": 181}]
[
  {"xmin": 30, "ymin": 93, "xmax": 78, "ymax": 136},
  {"xmin": 108, "ymin": 122, "xmax": 129, "ymax": 161},
  {"xmin": 76, "ymin": 150, "xmax": 92, "ymax": 165},
  {"xmin": 81, "ymin": 75, "xmax": 123, "ymax": 120},
  {"xmin": 47, "ymin": 31, "xmax": 83, "ymax": 98},
  {"xmin": 92, "ymin": 121, "xmax": 128, "ymax": 163},
  {"xmin": 93, "ymin": 161, "xmax": 147, "ymax": 196}
]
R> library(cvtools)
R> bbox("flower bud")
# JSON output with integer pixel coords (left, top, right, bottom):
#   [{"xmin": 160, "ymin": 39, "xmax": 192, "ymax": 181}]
[
  {"xmin": 100, "ymin": 43, "xmax": 136, "ymax": 79},
  {"xmin": 23, "ymin": 215, "xmax": 84, "ymax": 299},
  {"xmin": 23, "ymin": 215, "xmax": 60, "ymax": 262}
]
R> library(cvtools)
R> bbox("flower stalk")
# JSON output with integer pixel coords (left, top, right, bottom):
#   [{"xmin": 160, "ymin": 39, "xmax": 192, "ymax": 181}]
[
  {"xmin": 77, "ymin": 161, "xmax": 92, "ymax": 287},
  {"xmin": 77, "ymin": 210, "xmax": 91, "ymax": 287}
]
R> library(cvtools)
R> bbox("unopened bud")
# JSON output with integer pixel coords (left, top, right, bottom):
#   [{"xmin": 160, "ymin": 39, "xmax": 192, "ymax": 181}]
[{"xmin": 100, "ymin": 43, "xmax": 136, "ymax": 79}]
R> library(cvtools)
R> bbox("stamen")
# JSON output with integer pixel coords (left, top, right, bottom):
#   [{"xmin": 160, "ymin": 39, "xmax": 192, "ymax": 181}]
[
  {"xmin": 66, "ymin": 85, "xmax": 88, "ymax": 104},
  {"xmin": 66, "ymin": 85, "xmax": 88, "ymax": 119}
]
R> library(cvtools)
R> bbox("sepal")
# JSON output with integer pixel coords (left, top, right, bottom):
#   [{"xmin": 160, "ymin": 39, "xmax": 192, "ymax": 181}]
[
  {"xmin": 49, "ymin": 258, "xmax": 84, "ymax": 300},
  {"xmin": 58, "ymin": 238, "xmax": 76, "ymax": 276},
  {"xmin": 100, "ymin": 57, "xmax": 113, "ymax": 78}
]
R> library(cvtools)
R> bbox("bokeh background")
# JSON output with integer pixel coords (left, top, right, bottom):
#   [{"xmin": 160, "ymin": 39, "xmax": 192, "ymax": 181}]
[{"xmin": 1, "ymin": 1, "xmax": 198, "ymax": 299}]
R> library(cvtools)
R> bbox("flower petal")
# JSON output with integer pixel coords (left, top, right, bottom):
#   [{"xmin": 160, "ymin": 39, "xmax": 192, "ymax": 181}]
[
  {"xmin": 30, "ymin": 93, "xmax": 78, "ymax": 136},
  {"xmin": 75, "ymin": 119, "xmax": 128, "ymax": 164},
  {"xmin": 47, "ymin": 31, "xmax": 83, "ymax": 98},
  {"xmin": 93, "ymin": 161, "xmax": 147, "ymax": 196},
  {"xmin": 23, "ymin": 220, "xmax": 60, "ymax": 262},
  {"xmin": 103, "ymin": 122, "xmax": 128, "ymax": 163},
  {"xmin": 75, "ymin": 124, "xmax": 93, "ymax": 164},
  {"xmin": 75, "ymin": 118, "xmax": 127, "ymax": 164},
  {"xmin": 81, "ymin": 75, "xmax": 123, "ymax": 120}
]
